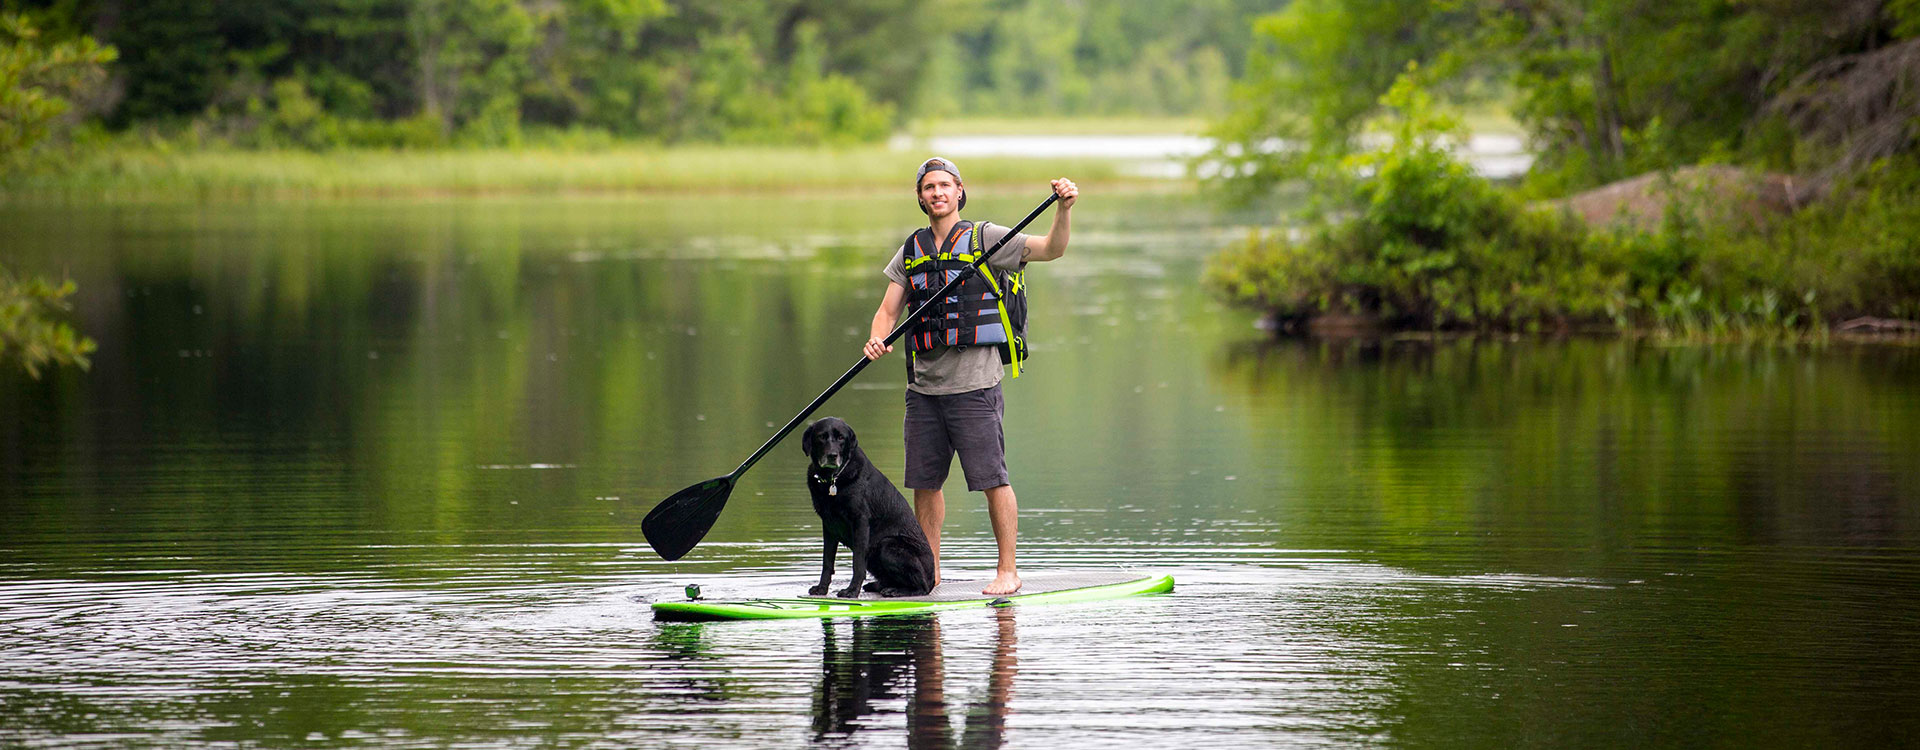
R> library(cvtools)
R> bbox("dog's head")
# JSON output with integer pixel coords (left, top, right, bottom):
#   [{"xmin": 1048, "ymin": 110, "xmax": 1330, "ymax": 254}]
[{"xmin": 801, "ymin": 417, "xmax": 858, "ymax": 474}]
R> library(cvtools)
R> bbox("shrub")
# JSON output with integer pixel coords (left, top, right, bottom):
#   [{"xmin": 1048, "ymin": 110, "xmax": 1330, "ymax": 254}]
[{"xmin": 1206, "ymin": 73, "xmax": 1624, "ymax": 332}]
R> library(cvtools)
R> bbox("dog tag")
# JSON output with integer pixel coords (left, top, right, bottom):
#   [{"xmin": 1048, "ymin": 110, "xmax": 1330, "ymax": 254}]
[{"xmin": 828, "ymin": 484, "xmax": 838, "ymax": 496}]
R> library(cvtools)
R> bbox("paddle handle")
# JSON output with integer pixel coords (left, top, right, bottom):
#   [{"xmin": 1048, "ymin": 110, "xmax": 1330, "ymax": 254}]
[{"xmin": 729, "ymin": 193, "xmax": 1060, "ymax": 479}]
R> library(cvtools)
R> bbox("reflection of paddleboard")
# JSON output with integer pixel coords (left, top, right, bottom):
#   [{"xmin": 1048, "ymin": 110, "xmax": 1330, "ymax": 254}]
[{"xmin": 653, "ymin": 571, "xmax": 1173, "ymax": 622}]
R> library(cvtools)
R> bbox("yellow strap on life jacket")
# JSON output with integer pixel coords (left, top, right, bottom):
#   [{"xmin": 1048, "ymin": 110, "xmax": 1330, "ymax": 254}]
[
  {"xmin": 971, "ymin": 263, "xmax": 1021, "ymax": 379},
  {"xmin": 971, "ymin": 221, "xmax": 1025, "ymax": 379}
]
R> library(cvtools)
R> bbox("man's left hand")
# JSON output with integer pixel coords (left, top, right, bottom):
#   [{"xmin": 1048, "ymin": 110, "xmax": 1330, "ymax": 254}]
[{"xmin": 1051, "ymin": 178, "xmax": 1078, "ymax": 210}]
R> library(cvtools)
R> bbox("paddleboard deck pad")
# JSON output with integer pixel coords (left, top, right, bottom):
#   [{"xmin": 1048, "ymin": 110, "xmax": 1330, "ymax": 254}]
[{"xmin": 653, "ymin": 570, "xmax": 1173, "ymax": 621}]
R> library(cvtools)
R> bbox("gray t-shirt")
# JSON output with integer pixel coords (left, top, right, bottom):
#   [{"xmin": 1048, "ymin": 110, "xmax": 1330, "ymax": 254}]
[{"xmin": 883, "ymin": 222, "xmax": 1030, "ymax": 395}]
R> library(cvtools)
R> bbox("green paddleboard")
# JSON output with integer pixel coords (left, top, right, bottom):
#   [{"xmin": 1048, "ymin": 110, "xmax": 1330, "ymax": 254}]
[{"xmin": 652, "ymin": 570, "xmax": 1173, "ymax": 622}]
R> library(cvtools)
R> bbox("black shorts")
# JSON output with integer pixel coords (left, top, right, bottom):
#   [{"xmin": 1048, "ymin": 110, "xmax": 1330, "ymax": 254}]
[{"xmin": 903, "ymin": 384, "xmax": 1009, "ymax": 491}]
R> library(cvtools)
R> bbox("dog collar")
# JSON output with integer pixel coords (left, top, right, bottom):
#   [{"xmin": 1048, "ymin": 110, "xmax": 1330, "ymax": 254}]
[{"xmin": 810, "ymin": 461, "xmax": 851, "ymax": 496}]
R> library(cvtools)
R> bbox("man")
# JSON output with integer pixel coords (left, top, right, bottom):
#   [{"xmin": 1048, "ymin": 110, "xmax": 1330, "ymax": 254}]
[{"xmin": 862, "ymin": 157, "xmax": 1077, "ymax": 595}]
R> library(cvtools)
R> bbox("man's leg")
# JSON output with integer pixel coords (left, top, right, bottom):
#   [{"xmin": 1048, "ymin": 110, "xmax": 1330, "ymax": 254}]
[
  {"xmin": 949, "ymin": 384, "xmax": 1017, "ymax": 595},
  {"xmin": 915, "ymin": 488, "xmax": 945, "ymax": 586},
  {"xmin": 904, "ymin": 389, "xmax": 952, "ymax": 588},
  {"xmin": 982, "ymin": 484, "xmax": 1020, "ymax": 594}
]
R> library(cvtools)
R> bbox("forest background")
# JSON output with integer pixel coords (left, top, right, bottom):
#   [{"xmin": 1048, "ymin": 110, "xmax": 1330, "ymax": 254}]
[{"xmin": 2, "ymin": 0, "xmax": 1257, "ymax": 152}]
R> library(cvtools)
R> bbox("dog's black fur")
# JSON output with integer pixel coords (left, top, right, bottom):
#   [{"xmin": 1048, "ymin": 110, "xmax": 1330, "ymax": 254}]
[{"xmin": 801, "ymin": 417, "xmax": 937, "ymax": 598}]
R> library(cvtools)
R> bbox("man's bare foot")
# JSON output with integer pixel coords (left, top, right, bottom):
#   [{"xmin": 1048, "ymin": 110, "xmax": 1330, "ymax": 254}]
[{"xmin": 982, "ymin": 571, "xmax": 1021, "ymax": 595}]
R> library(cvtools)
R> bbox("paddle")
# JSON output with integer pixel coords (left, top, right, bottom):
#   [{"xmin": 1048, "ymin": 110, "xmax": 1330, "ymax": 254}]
[{"xmin": 642, "ymin": 192, "xmax": 1061, "ymax": 561}]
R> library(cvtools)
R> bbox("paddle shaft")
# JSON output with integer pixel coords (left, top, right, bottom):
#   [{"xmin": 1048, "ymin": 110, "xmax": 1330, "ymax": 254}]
[{"xmin": 726, "ymin": 193, "xmax": 1060, "ymax": 480}]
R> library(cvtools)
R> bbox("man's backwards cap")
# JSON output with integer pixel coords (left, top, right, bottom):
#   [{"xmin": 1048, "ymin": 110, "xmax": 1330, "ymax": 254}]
[
  {"xmin": 916, "ymin": 156, "xmax": 961, "ymax": 187},
  {"xmin": 915, "ymin": 157, "xmax": 965, "ymax": 213}
]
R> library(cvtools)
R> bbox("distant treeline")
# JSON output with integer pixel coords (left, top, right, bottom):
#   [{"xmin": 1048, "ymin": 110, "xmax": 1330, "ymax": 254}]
[{"xmin": 6, "ymin": 0, "xmax": 1274, "ymax": 148}]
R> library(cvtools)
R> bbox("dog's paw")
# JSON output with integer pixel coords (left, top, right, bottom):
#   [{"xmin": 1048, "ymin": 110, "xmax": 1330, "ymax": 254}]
[
  {"xmin": 862, "ymin": 581, "xmax": 881, "ymax": 592},
  {"xmin": 835, "ymin": 587, "xmax": 862, "ymax": 598},
  {"xmin": 808, "ymin": 584, "xmax": 829, "ymax": 596}
]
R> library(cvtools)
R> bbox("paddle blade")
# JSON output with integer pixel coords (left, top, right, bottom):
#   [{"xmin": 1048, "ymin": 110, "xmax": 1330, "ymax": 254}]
[{"xmin": 642, "ymin": 476, "xmax": 734, "ymax": 561}]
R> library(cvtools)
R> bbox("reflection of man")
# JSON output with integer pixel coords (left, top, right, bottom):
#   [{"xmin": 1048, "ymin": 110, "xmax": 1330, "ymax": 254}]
[
  {"xmin": 810, "ymin": 611, "xmax": 1019, "ymax": 749},
  {"xmin": 863, "ymin": 157, "xmax": 1078, "ymax": 595},
  {"xmin": 916, "ymin": 609, "xmax": 1018, "ymax": 749}
]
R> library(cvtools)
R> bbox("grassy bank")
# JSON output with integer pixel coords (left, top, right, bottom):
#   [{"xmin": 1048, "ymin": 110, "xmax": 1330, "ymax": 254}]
[{"xmin": 0, "ymin": 142, "xmax": 1153, "ymax": 202}]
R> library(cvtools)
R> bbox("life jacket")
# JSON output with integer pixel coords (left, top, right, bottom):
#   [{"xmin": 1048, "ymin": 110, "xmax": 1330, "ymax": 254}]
[{"xmin": 901, "ymin": 219, "xmax": 1029, "ymax": 382}]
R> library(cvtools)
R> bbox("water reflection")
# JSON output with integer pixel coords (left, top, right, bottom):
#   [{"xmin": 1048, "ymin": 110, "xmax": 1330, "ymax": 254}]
[
  {"xmin": 1205, "ymin": 337, "xmax": 1920, "ymax": 574},
  {"xmin": 5, "ymin": 194, "xmax": 1920, "ymax": 747},
  {"xmin": 651, "ymin": 620, "xmax": 739, "ymax": 707},
  {"xmin": 813, "ymin": 610, "xmax": 1016, "ymax": 750}
]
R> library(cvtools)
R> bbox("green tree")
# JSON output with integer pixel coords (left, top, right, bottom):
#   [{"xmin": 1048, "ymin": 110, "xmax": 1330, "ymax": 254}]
[
  {"xmin": 111, "ymin": 0, "xmax": 221, "ymax": 123},
  {"xmin": 775, "ymin": 21, "xmax": 893, "ymax": 144},
  {"xmin": 408, "ymin": 0, "xmax": 535, "ymax": 144},
  {"xmin": 0, "ymin": 265, "xmax": 95, "ymax": 379},
  {"xmin": 518, "ymin": 0, "xmax": 670, "ymax": 134},
  {"xmin": 941, "ymin": 0, "xmax": 1260, "ymax": 118},
  {"xmin": 1205, "ymin": 0, "xmax": 1471, "ymax": 204},
  {"xmin": 0, "ymin": 12, "xmax": 113, "ymax": 173},
  {"xmin": 281, "ymin": 0, "xmax": 418, "ymax": 119}
]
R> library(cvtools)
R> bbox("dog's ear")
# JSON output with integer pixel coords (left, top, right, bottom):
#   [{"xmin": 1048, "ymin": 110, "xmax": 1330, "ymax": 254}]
[
  {"xmin": 800, "ymin": 421, "xmax": 817, "ymax": 457},
  {"xmin": 842, "ymin": 424, "xmax": 857, "ymax": 455}
]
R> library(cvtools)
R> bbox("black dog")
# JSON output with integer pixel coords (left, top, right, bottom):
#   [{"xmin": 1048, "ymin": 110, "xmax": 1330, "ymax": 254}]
[{"xmin": 801, "ymin": 417, "xmax": 937, "ymax": 598}]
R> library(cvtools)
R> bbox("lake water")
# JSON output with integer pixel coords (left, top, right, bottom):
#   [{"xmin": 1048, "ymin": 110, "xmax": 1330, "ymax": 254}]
[{"xmin": 3, "ymin": 191, "xmax": 1919, "ymax": 748}]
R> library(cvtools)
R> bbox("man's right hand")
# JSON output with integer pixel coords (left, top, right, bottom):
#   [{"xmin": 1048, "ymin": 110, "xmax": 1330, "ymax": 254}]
[{"xmin": 863, "ymin": 336, "xmax": 893, "ymax": 361}]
